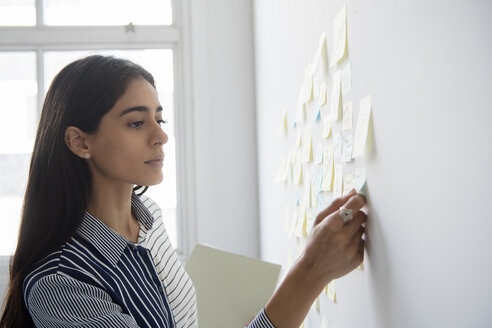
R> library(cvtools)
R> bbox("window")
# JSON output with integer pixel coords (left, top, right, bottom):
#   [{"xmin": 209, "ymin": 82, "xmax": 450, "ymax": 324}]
[{"xmin": 0, "ymin": 0, "xmax": 194, "ymax": 258}]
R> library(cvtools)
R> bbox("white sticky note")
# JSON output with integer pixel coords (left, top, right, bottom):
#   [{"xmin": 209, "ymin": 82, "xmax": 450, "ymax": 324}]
[
  {"xmin": 354, "ymin": 167, "xmax": 367, "ymax": 195},
  {"xmin": 302, "ymin": 127, "xmax": 313, "ymax": 163},
  {"xmin": 311, "ymin": 31, "xmax": 328, "ymax": 74},
  {"xmin": 333, "ymin": 164, "xmax": 343, "ymax": 198},
  {"xmin": 327, "ymin": 280, "xmax": 337, "ymax": 303},
  {"xmin": 331, "ymin": 5, "xmax": 348, "ymax": 67},
  {"xmin": 322, "ymin": 116, "xmax": 332, "ymax": 139},
  {"xmin": 341, "ymin": 133, "xmax": 353, "ymax": 163},
  {"xmin": 329, "ymin": 70, "xmax": 342, "ymax": 121},
  {"xmin": 276, "ymin": 107, "xmax": 288, "ymax": 136},
  {"xmin": 333, "ymin": 132, "xmax": 342, "ymax": 162},
  {"xmin": 315, "ymin": 142, "xmax": 324, "ymax": 164},
  {"xmin": 342, "ymin": 101, "xmax": 353, "ymax": 131},
  {"xmin": 288, "ymin": 210, "xmax": 298, "ymax": 239},
  {"xmin": 319, "ymin": 82, "xmax": 327, "ymax": 107},
  {"xmin": 341, "ymin": 63, "xmax": 352, "ymax": 95},
  {"xmin": 343, "ymin": 173, "xmax": 354, "ymax": 195},
  {"xmin": 352, "ymin": 95, "xmax": 372, "ymax": 158},
  {"xmin": 304, "ymin": 64, "xmax": 313, "ymax": 103},
  {"xmin": 296, "ymin": 129, "xmax": 302, "ymax": 148}
]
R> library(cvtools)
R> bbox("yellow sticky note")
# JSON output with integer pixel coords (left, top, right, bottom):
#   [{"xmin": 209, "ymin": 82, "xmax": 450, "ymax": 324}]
[
  {"xmin": 329, "ymin": 70, "xmax": 341, "ymax": 121},
  {"xmin": 296, "ymin": 129, "xmax": 302, "ymax": 147},
  {"xmin": 331, "ymin": 5, "xmax": 348, "ymax": 67},
  {"xmin": 302, "ymin": 131, "xmax": 313, "ymax": 163},
  {"xmin": 342, "ymin": 101, "xmax": 353, "ymax": 131},
  {"xmin": 327, "ymin": 280, "xmax": 337, "ymax": 303},
  {"xmin": 293, "ymin": 160, "xmax": 303, "ymax": 185},
  {"xmin": 343, "ymin": 173, "xmax": 354, "ymax": 195},
  {"xmin": 319, "ymin": 82, "xmax": 327, "ymax": 107},
  {"xmin": 333, "ymin": 164, "xmax": 343, "ymax": 198},
  {"xmin": 352, "ymin": 95, "xmax": 372, "ymax": 158},
  {"xmin": 304, "ymin": 64, "xmax": 313, "ymax": 103},
  {"xmin": 315, "ymin": 297, "xmax": 320, "ymax": 312},
  {"xmin": 322, "ymin": 116, "xmax": 332, "ymax": 138},
  {"xmin": 301, "ymin": 207, "xmax": 308, "ymax": 238},
  {"xmin": 277, "ymin": 107, "xmax": 288, "ymax": 136}
]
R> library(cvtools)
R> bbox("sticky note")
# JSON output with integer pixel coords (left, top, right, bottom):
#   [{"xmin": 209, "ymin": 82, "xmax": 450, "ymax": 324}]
[
  {"xmin": 321, "ymin": 145, "xmax": 334, "ymax": 192},
  {"xmin": 315, "ymin": 142, "xmax": 323, "ymax": 164},
  {"xmin": 295, "ymin": 87, "xmax": 306, "ymax": 123},
  {"xmin": 303, "ymin": 181, "xmax": 311, "ymax": 208},
  {"xmin": 329, "ymin": 70, "xmax": 342, "ymax": 121},
  {"xmin": 302, "ymin": 127, "xmax": 313, "ymax": 163},
  {"xmin": 341, "ymin": 133, "xmax": 353, "ymax": 163},
  {"xmin": 341, "ymin": 63, "xmax": 352, "ymax": 95},
  {"xmin": 293, "ymin": 162, "xmax": 302, "ymax": 185},
  {"xmin": 277, "ymin": 107, "xmax": 288, "ymax": 136},
  {"xmin": 342, "ymin": 101, "xmax": 353, "ymax": 131},
  {"xmin": 312, "ymin": 31, "xmax": 328, "ymax": 73},
  {"xmin": 311, "ymin": 188, "xmax": 318, "ymax": 208},
  {"xmin": 322, "ymin": 116, "xmax": 332, "ymax": 138},
  {"xmin": 320, "ymin": 316, "xmax": 330, "ymax": 328},
  {"xmin": 354, "ymin": 167, "xmax": 367, "ymax": 196},
  {"xmin": 313, "ymin": 106, "xmax": 321, "ymax": 122},
  {"xmin": 333, "ymin": 164, "xmax": 343, "ymax": 198},
  {"xmin": 342, "ymin": 173, "xmax": 354, "ymax": 195},
  {"xmin": 296, "ymin": 129, "xmax": 302, "ymax": 147},
  {"xmin": 327, "ymin": 280, "xmax": 337, "ymax": 303},
  {"xmin": 274, "ymin": 158, "xmax": 286, "ymax": 183},
  {"xmin": 333, "ymin": 132, "xmax": 342, "ymax": 162},
  {"xmin": 319, "ymin": 82, "xmax": 327, "ymax": 107},
  {"xmin": 331, "ymin": 5, "xmax": 348, "ymax": 67},
  {"xmin": 304, "ymin": 64, "xmax": 313, "ymax": 102},
  {"xmin": 352, "ymin": 95, "xmax": 372, "ymax": 158},
  {"xmin": 315, "ymin": 170, "xmax": 323, "ymax": 192}
]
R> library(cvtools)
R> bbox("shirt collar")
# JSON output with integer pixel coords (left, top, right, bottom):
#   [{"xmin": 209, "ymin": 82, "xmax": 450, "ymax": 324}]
[{"xmin": 76, "ymin": 192, "xmax": 155, "ymax": 267}]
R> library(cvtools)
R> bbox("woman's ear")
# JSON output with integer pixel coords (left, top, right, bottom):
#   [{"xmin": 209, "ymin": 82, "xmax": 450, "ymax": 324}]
[{"xmin": 65, "ymin": 126, "xmax": 92, "ymax": 160}]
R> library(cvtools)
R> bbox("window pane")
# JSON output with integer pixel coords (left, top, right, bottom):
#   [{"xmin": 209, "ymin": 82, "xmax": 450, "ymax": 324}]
[
  {"xmin": 0, "ymin": 0, "xmax": 35, "ymax": 26},
  {"xmin": 44, "ymin": 50, "xmax": 178, "ymax": 248},
  {"xmin": 45, "ymin": 0, "xmax": 172, "ymax": 26},
  {"xmin": 0, "ymin": 51, "xmax": 37, "ymax": 256}
]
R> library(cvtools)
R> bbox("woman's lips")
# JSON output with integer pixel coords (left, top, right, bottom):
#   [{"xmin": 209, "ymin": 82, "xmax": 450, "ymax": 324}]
[{"xmin": 145, "ymin": 155, "xmax": 164, "ymax": 167}]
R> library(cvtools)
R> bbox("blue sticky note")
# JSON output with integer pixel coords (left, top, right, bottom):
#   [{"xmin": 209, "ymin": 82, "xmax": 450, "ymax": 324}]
[{"xmin": 313, "ymin": 107, "xmax": 321, "ymax": 122}]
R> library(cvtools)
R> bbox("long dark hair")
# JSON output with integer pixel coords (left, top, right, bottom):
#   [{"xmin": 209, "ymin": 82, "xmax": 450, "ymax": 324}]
[{"xmin": 0, "ymin": 55, "xmax": 155, "ymax": 327}]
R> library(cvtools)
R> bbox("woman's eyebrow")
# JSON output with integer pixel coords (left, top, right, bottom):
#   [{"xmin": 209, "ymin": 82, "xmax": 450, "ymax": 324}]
[{"xmin": 119, "ymin": 105, "xmax": 163, "ymax": 117}]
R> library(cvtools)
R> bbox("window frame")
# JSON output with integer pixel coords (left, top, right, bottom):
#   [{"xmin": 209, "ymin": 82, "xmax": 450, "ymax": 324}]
[{"xmin": 0, "ymin": 0, "xmax": 197, "ymax": 259}]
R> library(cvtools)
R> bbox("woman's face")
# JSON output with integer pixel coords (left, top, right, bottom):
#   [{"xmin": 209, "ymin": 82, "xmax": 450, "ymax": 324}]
[{"xmin": 86, "ymin": 76, "xmax": 168, "ymax": 188}]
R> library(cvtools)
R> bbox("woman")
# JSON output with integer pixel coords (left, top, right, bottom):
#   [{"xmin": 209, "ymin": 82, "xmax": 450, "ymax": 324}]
[{"xmin": 0, "ymin": 55, "xmax": 367, "ymax": 327}]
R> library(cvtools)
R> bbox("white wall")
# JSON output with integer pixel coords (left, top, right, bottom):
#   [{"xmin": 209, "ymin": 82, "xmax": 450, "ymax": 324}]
[
  {"xmin": 253, "ymin": 0, "xmax": 492, "ymax": 327},
  {"xmin": 190, "ymin": 0, "xmax": 259, "ymax": 258}
]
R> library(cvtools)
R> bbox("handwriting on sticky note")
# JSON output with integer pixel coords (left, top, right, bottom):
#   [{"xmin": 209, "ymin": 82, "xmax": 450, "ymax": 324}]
[
  {"xmin": 341, "ymin": 63, "xmax": 352, "ymax": 95},
  {"xmin": 341, "ymin": 133, "xmax": 353, "ymax": 163},
  {"xmin": 343, "ymin": 101, "xmax": 353, "ymax": 131},
  {"xmin": 352, "ymin": 95, "xmax": 372, "ymax": 158}
]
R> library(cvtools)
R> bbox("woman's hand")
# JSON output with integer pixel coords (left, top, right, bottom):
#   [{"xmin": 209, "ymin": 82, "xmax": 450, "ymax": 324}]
[
  {"xmin": 264, "ymin": 189, "xmax": 367, "ymax": 328},
  {"xmin": 299, "ymin": 188, "xmax": 367, "ymax": 289}
]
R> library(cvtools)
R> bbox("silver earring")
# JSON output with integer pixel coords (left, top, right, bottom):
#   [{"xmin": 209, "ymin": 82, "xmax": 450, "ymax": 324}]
[{"xmin": 84, "ymin": 153, "xmax": 91, "ymax": 159}]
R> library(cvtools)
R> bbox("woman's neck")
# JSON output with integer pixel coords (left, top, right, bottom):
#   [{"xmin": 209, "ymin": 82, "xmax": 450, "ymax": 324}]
[{"xmin": 86, "ymin": 182, "xmax": 139, "ymax": 243}]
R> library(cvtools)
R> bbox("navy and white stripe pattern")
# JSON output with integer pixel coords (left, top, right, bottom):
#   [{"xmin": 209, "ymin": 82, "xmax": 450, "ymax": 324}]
[{"xmin": 23, "ymin": 193, "xmax": 275, "ymax": 327}]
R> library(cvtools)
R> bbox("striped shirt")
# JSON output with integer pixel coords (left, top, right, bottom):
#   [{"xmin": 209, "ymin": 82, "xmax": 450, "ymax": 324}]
[{"xmin": 23, "ymin": 193, "xmax": 274, "ymax": 328}]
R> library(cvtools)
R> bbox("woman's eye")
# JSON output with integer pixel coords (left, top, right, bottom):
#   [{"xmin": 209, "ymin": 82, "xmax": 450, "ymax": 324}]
[
  {"xmin": 157, "ymin": 119, "xmax": 168, "ymax": 126},
  {"xmin": 129, "ymin": 121, "xmax": 144, "ymax": 128}
]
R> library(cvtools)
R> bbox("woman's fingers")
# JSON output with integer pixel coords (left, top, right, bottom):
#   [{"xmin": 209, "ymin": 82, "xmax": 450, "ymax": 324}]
[
  {"xmin": 314, "ymin": 189, "xmax": 356, "ymax": 225},
  {"xmin": 342, "ymin": 210, "xmax": 367, "ymax": 238}
]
